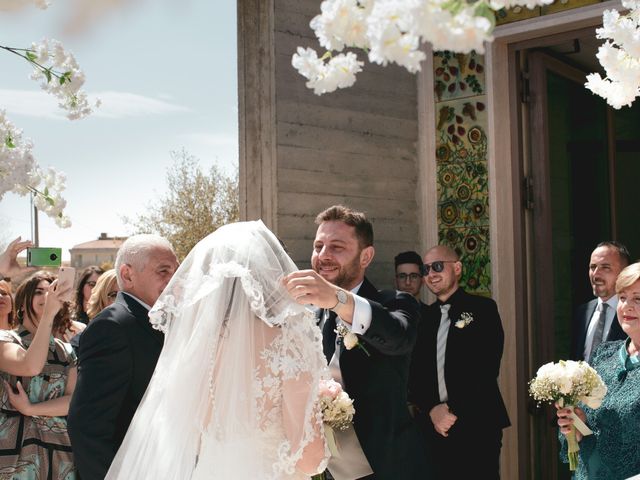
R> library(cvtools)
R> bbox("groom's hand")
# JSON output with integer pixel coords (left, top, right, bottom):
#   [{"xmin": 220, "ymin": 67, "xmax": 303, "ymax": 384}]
[
  {"xmin": 429, "ymin": 403, "xmax": 457, "ymax": 437},
  {"xmin": 283, "ymin": 270, "xmax": 355, "ymax": 323}
]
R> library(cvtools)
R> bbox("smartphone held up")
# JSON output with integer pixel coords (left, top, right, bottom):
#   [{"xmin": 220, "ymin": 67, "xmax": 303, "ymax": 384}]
[
  {"xmin": 57, "ymin": 267, "xmax": 76, "ymax": 303},
  {"xmin": 26, "ymin": 247, "xmax": 62, "ymax": 267}
]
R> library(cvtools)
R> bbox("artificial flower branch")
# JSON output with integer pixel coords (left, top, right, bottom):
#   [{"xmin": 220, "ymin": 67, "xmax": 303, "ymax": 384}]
[
  {"xmin": 0, "ymin": 34, "xmax": 101, "ymax": 228},
  {"xmin": 292, "ymin": 0, "xmax": 554, "ymax": 95},
  {"xmin": 586, "ymin": 0, "xmax": 640, "ymax": 109}
]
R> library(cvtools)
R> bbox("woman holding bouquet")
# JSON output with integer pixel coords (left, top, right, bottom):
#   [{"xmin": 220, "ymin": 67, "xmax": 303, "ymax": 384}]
[{"xmin": 557, "ymin": 262, "xmax": 640, "ymax": 479}]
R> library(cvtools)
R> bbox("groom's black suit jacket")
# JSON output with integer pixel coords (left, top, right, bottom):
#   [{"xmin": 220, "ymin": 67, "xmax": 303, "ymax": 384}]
[
  {"xmin": 68, "ymin": 292, "xmax": 164, "ymax": 480},
  {"xmin": 408, "ymin": 288, "xmax": 510, "ymax": 473},
  {"xmin": 570, "ymin": 298, "xmax": 626, "ymax": 361},
  {"xmin": 319, "ymin": 277, "xmax": 428, "ymax": 479}
]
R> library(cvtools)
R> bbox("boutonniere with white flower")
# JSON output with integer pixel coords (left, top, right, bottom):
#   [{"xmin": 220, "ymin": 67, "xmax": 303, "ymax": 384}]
[
  {"xmin": 335, "ymin": 324, "xmax": 370, "ymax": 356},
  {"xmin": 454, "ymin": 312, "xmax": 474, "ymax": 329}
]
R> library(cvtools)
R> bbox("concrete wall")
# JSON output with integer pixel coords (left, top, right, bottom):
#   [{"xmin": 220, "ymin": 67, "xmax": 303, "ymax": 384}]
[{"xmin": 239, "ymin": 0, "xmax": 422, "ymax": 288}]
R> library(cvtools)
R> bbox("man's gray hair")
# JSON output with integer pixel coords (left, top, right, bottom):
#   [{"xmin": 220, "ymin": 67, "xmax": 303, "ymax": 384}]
[{"xmin": 115, "ymin": 234, "xmax": 175, "ymax": 289}]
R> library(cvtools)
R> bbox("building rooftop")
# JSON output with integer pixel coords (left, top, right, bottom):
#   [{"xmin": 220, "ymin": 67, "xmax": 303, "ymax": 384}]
[{"xmin": 70, "ymin": 233, "xmax": 127, "ymax": 251}]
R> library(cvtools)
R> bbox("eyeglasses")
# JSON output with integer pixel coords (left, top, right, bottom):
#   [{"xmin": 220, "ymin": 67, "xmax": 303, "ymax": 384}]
[
  {"xmin": 107, "ymin": 291, "xmax": 119, "ymax": 300},
  {"xmin": 396, "ymin": 273, "xmax": 422, "ymax": 282},
  {"xmin": 423, "ymin": 260, "xmax": 457, "ymax": 275}
]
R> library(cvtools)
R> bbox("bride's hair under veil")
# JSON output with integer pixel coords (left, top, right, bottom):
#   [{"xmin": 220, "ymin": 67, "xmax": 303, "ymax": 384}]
[{"xmin": 105, "ymin": 221, "xmax": 329, "ymax": 480}]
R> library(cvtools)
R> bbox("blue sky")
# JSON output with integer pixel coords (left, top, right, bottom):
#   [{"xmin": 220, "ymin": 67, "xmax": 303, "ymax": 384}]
[{"xmin": 0, "ymin": 0, "xmax": 238, "ymax": 259}]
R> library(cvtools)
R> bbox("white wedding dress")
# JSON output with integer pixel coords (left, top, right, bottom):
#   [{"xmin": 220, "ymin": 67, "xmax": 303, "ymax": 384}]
[{"xmin": 105, "ymin": 221, "xmax": 329, "ymax": 480}]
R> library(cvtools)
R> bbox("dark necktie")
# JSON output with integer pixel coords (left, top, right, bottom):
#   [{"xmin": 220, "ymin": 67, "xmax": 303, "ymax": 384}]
[
  {"xmin": 589, "ymin": 302, "xmax": 608, "ymax": 360},
  {"xmin": 436, "ymin": 304, "xmax": 451, "ymax": 402},
  {"xmin": 322, "ymin": 310, "xmax": 337, "ymax": 364}
]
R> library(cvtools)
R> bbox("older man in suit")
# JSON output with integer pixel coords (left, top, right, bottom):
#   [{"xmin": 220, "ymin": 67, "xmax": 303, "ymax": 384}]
[
  {"xmin": 571, "ymin": 241, "xmax": 630, "ymax": 362},
  {"xmin": 284, "ymin": 205, "xmax": 428, "ymax": 480},
  {"xmin": 409, "ymin": 245, "xmax": 509, "ymax": 479},
  {"xmin": 68, "ymin": 234, "xmax": 178, "ymax": 480}
]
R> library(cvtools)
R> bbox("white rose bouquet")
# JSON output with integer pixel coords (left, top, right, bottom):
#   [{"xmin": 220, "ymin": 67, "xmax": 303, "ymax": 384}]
[
  {"xmin": 317, "ymin": 378, "xmax": 355, "ymax": 459},
  {"xmin": 529, "ymin": 360, "xmax": 607, "ymax": 471}
]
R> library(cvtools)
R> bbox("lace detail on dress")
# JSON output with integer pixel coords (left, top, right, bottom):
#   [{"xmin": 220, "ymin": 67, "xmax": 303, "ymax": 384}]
[{"xmin": 251, "ymin": 309, "xmax": 327, "ymax": 476}]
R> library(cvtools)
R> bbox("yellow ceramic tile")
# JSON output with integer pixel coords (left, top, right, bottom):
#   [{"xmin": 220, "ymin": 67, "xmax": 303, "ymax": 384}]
[
  {"xmin": 495, "ymin": 6, "xmax": 541, "ymax": 25},
  {"xmin": 541, "ymin": 0, "xmax": 600, "ymax": 15}
]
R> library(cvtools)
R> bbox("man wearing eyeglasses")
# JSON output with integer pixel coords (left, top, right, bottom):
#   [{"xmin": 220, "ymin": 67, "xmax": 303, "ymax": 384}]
[
  {"xmin": 408, "ymin": 245, "xmax": 510, "ymax": 480},
  {"xmin": 394, "ymin": 251, "xmax": 425, "ymax": 301}
]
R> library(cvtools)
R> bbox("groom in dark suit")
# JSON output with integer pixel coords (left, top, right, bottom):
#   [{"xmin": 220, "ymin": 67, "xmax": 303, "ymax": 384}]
[
  {"xmin": 570, "ymin": 241, "xmax": 630, "ymax": 362},
  {"xmin": 408, "ymin": 245, "xmax": 509, "ymax": 479},
  {"xmin": 68, "ymin": 234, "xmax": 178, "ymax": 480},
  {"xmin": 284, "ymin": 205, "xmax": 428, "ymax": 480}
]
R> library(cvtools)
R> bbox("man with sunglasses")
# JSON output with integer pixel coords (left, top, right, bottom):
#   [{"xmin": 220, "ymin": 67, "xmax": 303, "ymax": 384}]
[{"xmin": 409, "ymin": 245, "xmax": 510, "ymax": 479}]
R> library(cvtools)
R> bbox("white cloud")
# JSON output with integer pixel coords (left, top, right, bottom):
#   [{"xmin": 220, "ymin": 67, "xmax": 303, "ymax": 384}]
[
  {"xmin": 93, "ymin": 91, "xmax": 191, "ymax": 118},
  {"xmin": 0, "ymin": 89, "xmax": 190, "ymax": 119},
  {"xmin": 0, "ymin": 90, "xmax": 62, "ymax": 119}
]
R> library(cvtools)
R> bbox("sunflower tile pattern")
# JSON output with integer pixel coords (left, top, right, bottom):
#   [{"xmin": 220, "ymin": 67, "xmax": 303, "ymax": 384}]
[
  {"xmin": 434, "ymin": 51, "xmax": 491, "ymax": 296},
  {"xmin": 439, "ymin": 226, "xmax": 491, "ymax": 293}
]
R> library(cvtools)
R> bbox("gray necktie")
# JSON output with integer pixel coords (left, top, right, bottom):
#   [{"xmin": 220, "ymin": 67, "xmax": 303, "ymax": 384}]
[
  {"xmin": 436, "ymin": 304, "xmax": 451, "ymax": 403},
  {"xmin": 589, "ymin": 302, "xmax": 608, "ymax": 360}
]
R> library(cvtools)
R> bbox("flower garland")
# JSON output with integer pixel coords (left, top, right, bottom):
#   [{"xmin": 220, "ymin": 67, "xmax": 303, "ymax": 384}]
[
  {"xmin": 292, "ymin": 0, "xmax": 554, "ymax": 95},
  {"xmin": 586, "ymin": 0, "xmax": 640, "ymax": 109},
  {"xmin": 0, "ymin": 1, "xmax": 100, "ymax": 227}
]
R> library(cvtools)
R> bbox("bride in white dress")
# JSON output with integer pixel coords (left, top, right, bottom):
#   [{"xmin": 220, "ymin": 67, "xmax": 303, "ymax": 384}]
[{"xmin": 105, "ymin": 221, "xmax": 329, "ymax": 480}]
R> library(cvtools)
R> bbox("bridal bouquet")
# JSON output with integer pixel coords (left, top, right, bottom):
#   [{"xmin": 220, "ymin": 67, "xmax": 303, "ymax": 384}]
[
  {"xmin": 319, "ymin": 378, "xmax": 355, "ymax": 431},
  {"xmin": 317, "ymin": 378, "xmax": 355, "ymax": 461},
  {"xmin": 529, "ymin": 360, "xmax": 607, "ymax": 471}
]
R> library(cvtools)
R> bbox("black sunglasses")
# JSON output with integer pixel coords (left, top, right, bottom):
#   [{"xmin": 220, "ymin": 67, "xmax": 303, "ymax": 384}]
[{"xmin": 422, "ymin": 260, "xmax": 457, "ymax": 275}]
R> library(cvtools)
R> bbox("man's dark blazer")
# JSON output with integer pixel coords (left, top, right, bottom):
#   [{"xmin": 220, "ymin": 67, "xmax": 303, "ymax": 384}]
[
  {"xmin": 67, "ymin": 292, "xmax": 164, "ymax": 480},
  {"xmin": 570, "ymin": 298, "xmax": 627, "ymax": 361},
  {"xmin": 320, "ymin": 277, "xmax": 428, "ymax": 479},
  {"xmin": 408, "ymin": 288, "xmax": 510, "ymax": 475}
]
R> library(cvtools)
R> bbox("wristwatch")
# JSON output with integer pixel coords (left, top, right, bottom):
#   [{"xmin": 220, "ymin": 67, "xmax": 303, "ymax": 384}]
[{"xmin": 331, "ymin": 289, "xmax": 348, "ymax": 311}]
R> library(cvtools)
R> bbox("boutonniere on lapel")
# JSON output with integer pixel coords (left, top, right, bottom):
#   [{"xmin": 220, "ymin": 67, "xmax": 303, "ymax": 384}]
[
  {"xmin": 335, "ymin": 324, "xmax": 370, "ymax": 356},
  {"xmin": 454, "ymin": 312, "xmax": 474, "ymax": 329}
]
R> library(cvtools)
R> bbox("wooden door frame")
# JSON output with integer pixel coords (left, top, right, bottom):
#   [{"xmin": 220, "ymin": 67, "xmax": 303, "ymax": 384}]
[
  {"xmin": 527, "ymin": 50, "xmax": 596, "ymax": 479},
  {"xmin": 486, "ymin": 2, "xmax": 620, "ymax": 478}
]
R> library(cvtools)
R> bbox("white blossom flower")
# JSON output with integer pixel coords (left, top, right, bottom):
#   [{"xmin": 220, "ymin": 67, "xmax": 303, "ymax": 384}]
[
  {"xmin": 292, "ymin": 48, "xmax": 364, "ymax": 95},
  {"xmin": 0, "ymin": 111, "xmax": 72, "ymax": 228},
  {"xmin": 311, "ymin": 0, "xmax": 371, "ymax": 51},
  {"xmin": 28, "ymin": 38, "xmax": 99, "ymax": 120},
  {"xmin": 586, "ymin": 1, "xmax": 640, "ymax": 108},
  {"xmin": 294, "ymin": 0, "xmax": 559, "ymax": 92}
]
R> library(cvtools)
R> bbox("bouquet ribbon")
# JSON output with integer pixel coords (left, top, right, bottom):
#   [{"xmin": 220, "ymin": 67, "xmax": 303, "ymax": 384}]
[
  {"xmin": 325, "ymin": 425, "xmax": 341, "ymax": 457},
  {"xmin": 569, "ymin": 409, "xmax": 592, "ymax": 436}
]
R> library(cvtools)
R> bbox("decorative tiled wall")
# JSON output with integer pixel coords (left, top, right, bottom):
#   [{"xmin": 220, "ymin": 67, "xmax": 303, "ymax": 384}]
[
  {"xmin": 433, "ymin": 51, "xmax": 491, "ymax": 296},
  {"xmin": 495, "ymin": 0, "xmax": 601, "ymax": 25}
]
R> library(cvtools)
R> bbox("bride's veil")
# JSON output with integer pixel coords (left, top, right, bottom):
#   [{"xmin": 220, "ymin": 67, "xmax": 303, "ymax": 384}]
[{"xmin": 105, "ymin": 220, "xmax": 328, "ymax": 480}]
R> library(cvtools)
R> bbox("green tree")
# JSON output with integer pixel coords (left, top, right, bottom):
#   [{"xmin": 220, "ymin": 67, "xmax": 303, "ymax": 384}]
[{"xmin": 127, "ymin": 149, "xmax": 239, "ymax": 260}]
